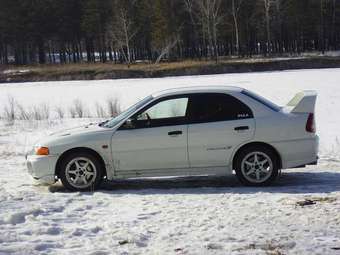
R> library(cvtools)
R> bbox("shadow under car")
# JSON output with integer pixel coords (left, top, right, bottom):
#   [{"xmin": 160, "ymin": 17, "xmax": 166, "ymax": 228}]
[{"xmin": 48, "ymin": 169, "xmax": 340, "ymax": 194}]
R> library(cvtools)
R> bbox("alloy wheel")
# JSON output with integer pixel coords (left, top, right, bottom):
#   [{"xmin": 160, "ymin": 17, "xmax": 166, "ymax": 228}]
[
  {"xmin": 240, "ymin": 151, "xmax": 273, "ymax": 184},
  {"xmin": 65, "ymin": 157, "xmax": 97, "ymax": 189}
]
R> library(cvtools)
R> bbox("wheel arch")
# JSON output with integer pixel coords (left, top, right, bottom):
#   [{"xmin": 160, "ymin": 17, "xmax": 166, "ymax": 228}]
[
  {"xmin": 55, "ymin": 147, "xmax": 107, "ymax": 178},
  {"xmin": 232, "ymin": 141, "xmax": 282, "ymax": 170}
]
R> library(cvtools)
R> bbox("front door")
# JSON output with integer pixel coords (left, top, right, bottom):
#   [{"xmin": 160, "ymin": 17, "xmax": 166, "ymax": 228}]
[
  {"xmin": 112, "ymin": 96, "xmax": 190, "ymax": 173},
  {"xmin": 187, "ymin": 93, "xmax": 255, "ymax": 168}
]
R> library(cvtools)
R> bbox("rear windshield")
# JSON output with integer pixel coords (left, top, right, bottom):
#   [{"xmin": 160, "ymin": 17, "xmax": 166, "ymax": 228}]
[{"xmin": 242, "ymin": 90, "xmax": 281, "ymax": 112}]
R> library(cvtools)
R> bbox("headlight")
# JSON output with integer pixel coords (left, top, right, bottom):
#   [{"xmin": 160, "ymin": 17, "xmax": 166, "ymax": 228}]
[{"xmin": 35, "ymin": 146, "xmax": 49, "ymax": 155}]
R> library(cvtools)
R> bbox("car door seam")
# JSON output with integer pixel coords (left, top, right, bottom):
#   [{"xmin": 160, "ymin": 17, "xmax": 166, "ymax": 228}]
[{"xmin": 186, "ymin": 124, "xmax": 191, "ymax": 168}]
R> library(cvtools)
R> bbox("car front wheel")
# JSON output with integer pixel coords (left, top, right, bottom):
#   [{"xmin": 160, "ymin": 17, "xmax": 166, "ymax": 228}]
[
  {"xmin": 234, "ymin": 145, "xmax": 279, "ymax": 186},
  {"xmin": 59, "ymin": 152, "xmax": 103, "ymax": 191}
]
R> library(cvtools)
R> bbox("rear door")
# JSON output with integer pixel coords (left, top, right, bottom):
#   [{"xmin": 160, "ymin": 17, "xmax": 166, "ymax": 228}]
[{"xmin": 187, "ymin": 93, "xmax": 255, "ymax": 168}]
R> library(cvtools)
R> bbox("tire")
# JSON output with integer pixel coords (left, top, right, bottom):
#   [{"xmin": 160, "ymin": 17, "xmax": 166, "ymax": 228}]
[
  {"xmin": 59, "ymin": 152, "xmax": 104, "ymax": 191},
  {"xmin": 234, "ymin": 145, "xmax": 279, "ymax": 186}
]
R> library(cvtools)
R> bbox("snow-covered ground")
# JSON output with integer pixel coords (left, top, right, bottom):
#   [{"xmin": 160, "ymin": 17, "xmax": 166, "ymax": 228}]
[{"xmin": 0, "ymin": 69, "xmax": 340, "ymax": 254}]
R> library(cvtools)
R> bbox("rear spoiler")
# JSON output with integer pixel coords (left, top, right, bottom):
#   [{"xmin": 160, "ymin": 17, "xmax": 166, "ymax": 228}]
[{"xmin": 285, "ymin": 90, "xmax": 317, "ymax": 113}]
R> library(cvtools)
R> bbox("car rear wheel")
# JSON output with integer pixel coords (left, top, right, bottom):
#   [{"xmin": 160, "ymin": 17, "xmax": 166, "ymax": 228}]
[
  {"xmin": 59, "ymin": 152, "xmax": 103, "ymax": 191},
  {"xmin": 234, "ymin": 145, "xmax": 279, "ymax": 186}
]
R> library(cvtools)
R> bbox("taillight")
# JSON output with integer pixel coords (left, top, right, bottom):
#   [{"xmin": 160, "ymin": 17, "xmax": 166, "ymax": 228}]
[{"xmin": 306, "ymin": 113, "xmax": 315, "ymax": 133}]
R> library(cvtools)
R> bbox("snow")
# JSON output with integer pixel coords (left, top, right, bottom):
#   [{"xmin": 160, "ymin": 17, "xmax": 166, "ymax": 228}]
[
  {"xmin": 0, "ymin": 69, "xmax": 340, "ymax": 254},
  {"xmin": 2, "ymin": 69, "xmax": 31, "ymax": 75}
]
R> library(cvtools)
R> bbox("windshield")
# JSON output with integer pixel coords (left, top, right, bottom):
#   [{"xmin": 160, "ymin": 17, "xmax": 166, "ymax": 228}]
[{"xmin": 102, "ymin": 95, "xmax": 153, "ymax": 128}]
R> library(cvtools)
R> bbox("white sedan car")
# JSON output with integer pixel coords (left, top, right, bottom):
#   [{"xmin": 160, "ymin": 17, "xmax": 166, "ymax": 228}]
[{"xmin": 26, "ymin": 86, "xmax": 318, "ymax": 191}]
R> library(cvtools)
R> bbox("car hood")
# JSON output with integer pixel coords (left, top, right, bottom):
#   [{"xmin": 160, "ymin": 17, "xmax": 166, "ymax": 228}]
[
  {"xmin": 49, "ymin": 123, "xmax": 105, "ymax": 137},
  {"xmin": 35, "ymin": 123, "xmax": 114, "ymax": 149}
]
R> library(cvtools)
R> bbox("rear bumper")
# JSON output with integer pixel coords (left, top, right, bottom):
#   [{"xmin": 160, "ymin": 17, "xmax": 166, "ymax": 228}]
[
  {"xmin": 291, "ymin": 157, "xmax": 318, "ymax": 168},
  {"xmin": 26, "ymin": 155, "xmax": 58, "ymax": 184},
  {"xmin": 272, "ymin": 135, "xmax": 319, "ymax": 169},
  {"xmin": 307, "ymin": 156, "xmax": 318, "ymax": 165}
]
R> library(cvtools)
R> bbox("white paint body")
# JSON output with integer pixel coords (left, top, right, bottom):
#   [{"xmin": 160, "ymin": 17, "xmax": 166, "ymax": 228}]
[{"xmin": 26, "ymin": 86, "xmax": 318, "ymax": 184}]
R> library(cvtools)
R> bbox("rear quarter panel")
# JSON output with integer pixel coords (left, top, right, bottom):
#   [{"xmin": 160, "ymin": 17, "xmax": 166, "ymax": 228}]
[{"xmin": 232, "ymin": 92, "xmax": 318, "ymax": 169}]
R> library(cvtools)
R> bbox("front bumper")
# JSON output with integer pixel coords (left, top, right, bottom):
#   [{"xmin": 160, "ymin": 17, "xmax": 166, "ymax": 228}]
[{"xmin": 26, "ymin": 154, "xmax": 59, "ymax": 184}]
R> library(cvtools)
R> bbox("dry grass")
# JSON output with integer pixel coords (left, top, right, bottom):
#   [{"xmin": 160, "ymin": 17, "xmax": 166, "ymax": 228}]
[
  {"xmin": 3, "ymin": 95, "xmax": 16, "ymax": 121},
  {"xmin": 0, "ymin": 95, "xmax": 121, "ymax": 122},
  {"xmin": 2, "ymin": 55, "xmax": 339, "ymax": 83},
  {"xmin": 2, "ymin": 61, "xmax": 205, "ymax": 75},
  {"xmin": 1, "ymin": 56, "xmax": 305, "ymax": 75}
]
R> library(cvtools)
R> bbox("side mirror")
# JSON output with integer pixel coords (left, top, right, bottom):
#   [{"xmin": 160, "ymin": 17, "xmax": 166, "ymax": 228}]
[{"xmin": 124, "ymin": 118, "xmax": 135, "ymax": 129}]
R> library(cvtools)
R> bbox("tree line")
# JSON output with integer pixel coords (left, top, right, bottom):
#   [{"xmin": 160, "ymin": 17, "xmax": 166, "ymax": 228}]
[{"xmin": 0, "ymin": 0, "xmax": 339, "ymax": 65}]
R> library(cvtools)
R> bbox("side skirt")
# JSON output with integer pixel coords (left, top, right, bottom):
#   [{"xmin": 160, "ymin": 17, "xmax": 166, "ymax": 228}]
[{"xmin": 112, "ymin": 166, "xmax": 233, "ymax": 179}]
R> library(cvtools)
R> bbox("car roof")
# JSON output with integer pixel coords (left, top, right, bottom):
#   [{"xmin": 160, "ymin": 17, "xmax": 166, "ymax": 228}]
[{"xmin": 152, "ymin": 86, "xmax": 244, "ymax": 98}]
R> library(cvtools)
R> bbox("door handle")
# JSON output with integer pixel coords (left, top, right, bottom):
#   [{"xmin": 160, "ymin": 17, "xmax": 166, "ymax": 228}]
[
  {"xmin": 234, "ymin": 126, "xmax": 249, "ymax": 131},
  {"xmin": 168, "ymin": 130, "xmax": 183, "ymax": 136}
]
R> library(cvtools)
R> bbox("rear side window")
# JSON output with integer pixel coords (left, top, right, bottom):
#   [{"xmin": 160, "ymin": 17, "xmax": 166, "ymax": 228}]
[
  {"xmin": 189, "ymin": 93, "xmax": 253, "ymax": 123},
  {"xmin": 241, "ymin": 90, "xmax": 280, "ymax": 112}
]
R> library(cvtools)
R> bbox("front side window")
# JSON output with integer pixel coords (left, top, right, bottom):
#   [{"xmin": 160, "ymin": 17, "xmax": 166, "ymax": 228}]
[
  {"xmin": 138, "ymin": 97, "xmax": 188, "ymax": 120},
  {"xmin": 189, "ymin": 93, "xmax": 253, "ymax": 123},
  {"xmin": 120, "ymin": 96, "xmax": 189, "ymax": 129}
]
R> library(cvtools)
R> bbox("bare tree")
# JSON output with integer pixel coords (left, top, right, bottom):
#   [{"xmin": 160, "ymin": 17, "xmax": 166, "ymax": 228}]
[
  {"xmin": 184, "ymin": 0, "xmax": 223, "ymax": 62},
  {"xmin": 155, "ymin": 35, "xmax": 180, "ymax": 64},
  {"xmin": 183, "ymin": 0, "xmax": 200, "ymax": 53},
  {"xmin": 95, "ymin": 102, "xmax": 106, "ymax": 118},
  {"xmin": 55, "ymin": 106, "xmax": 65, "ymax": 119},
  {"xmin": 331, "ymin": 0, "xmax": 337, "ymax": 49},
  {"xmin": 106, "ymin": 97, "xmax": 120, "ymax": 117},
  {"xmin": 30, "ymin": 103, "xmax": 50, "ymax": 120},
  {"xmin": 230, "ymin": 0, "xmax": 244, "ymax": 55},
  {"xmin": 69, "ymin": 99, "xmax": 86, "ymax": 118},
  {"xmin": 40, "ymin": 103, "xmax": 50, "ymax": 120},
  {"xmin": 319, "ymin": 0, "xmax": 325, "ymax": 54},
  {"xmin": 209, "ymin": 0, "xmax": 223, "ymax": 62},
  {"xmin": 263, "ymin": 0, "xmax": 273, "ymax": 54},
  {"xmin": 265, "ymin": 0, "xmax": 285, "ymax": 53},
  {"xmin": 109, "ymin": 0, "xmax": 138, "ymax": 67},
  {"xmin": 17, "ymin": 103, "xmax": 31, "ymax": 120},
  {"xmin": 74, "ymin": 99, "xmax": 85, "ymax": 118},
  {"xmin": 69, "ymin": 107, "xmax": 77, "ymax": 118}
]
